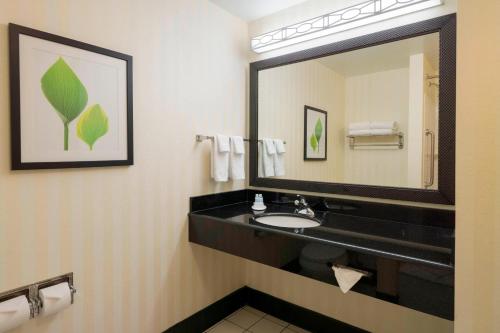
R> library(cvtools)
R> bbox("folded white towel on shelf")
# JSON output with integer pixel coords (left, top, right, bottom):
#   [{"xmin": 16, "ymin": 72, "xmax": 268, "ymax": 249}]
[
  {"xmin": 229, "ymin": 136, "xmax": 245, "ymax": 180},
  {"xmin": 370, "ymin": 121, "xmax": 398, "ymax": 130},
  {"xmin": 332, "ymin": 265, "xmax": 364, "ymax": 294},
  {"xmin": 369, "ymin": 128, "xmax": 397, "ymax": 135},
  {"xmin": 348, "ymin": 122, "xmax": 371, "ymax": 130},
  {"xmin": 262, "ymin": 138, "xmax": 276, "ymax": 177},
  {"xmin": 273, "ymin": 139, "xmax": 285, "ymax": 177},
  {"xmin": 348, "ymin": 128, "xmax": 397, "ymax": 136},
  {"xmin": 348, "ymin": 129, "xmax": 372, "ymax": 136},
  {"xmin": 211, "ymin": 134, "xmax": 230, "ymax": 182}
]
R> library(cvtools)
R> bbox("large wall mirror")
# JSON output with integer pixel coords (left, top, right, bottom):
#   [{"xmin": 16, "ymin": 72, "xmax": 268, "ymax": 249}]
[{"xmin": 250, "ymin": 14, "xmax": 455, "ymax": 204}]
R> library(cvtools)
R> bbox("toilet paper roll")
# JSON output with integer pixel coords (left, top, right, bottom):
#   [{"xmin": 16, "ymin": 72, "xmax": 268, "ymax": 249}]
[
  {"xmin": 39, "ymin": 282, "xmax": 72, "ymax": 317},
  {"xmin": 0, "ymin": 295, "xmax": 31, "ymax": 333}
]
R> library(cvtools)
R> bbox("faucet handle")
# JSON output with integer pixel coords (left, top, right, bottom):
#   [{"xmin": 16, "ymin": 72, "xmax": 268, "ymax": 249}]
[{"xmin": 295, "ymin": 195, "xmax": 308, "ymax": 207}]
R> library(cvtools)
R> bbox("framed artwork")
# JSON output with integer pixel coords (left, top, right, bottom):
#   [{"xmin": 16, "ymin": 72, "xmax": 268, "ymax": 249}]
[
  {"xmin": 9, "ymin": 24, "xmax": 133, "ymax": 170},
  {"xmin": 304, "ymin": 105, "xmax": 327, "ymax": 161}
]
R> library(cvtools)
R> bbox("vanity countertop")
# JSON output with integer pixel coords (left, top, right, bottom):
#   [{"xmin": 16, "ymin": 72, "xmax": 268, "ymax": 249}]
[{"xmin": 189, "ymin": 201, "xmax": 454, "ymax": 270}]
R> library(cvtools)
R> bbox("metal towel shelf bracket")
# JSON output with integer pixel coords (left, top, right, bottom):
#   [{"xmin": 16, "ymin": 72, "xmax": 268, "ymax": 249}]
[{"xmin": 347, "ymin": 132, "xmax": 404, "ymax": 149}]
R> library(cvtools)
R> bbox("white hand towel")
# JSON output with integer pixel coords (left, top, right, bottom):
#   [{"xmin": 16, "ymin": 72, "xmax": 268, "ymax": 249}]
[
  {"xmin": 231, "ymin": 136, "xmax": 245, "ymax": 154},
  {"xmin": 273, "ymin": 139, "xmax": 285, "ymax": 177},
  {"xmin": 348, "ymin": 122, "xmax": 370, "ymax": 130},
  {"xmin": 211, "ymin": 134, "xmax": 229, "ymax": 182},
  {"xmin": 332, "ymin": 266, "xmax": 364, "ymax": 293},
  {"xmin": 370, "ymin": 121, "xmax": 398, "ymax": 130},
  {"xmin": 229, "ymin": 136, "xmax": 245, "ymax": 180},
  {"xmin": 274, "ymin": 139, "xmax": 286, "ymax": 154},
  {"xmin": 216, "ymin": 134, "xmax": 230, "ymax": 152},
  {"xmin": 258, "ymin": 142, "xmax": 264, "ymax": 177},
  {"xmin": 262, "ymin": 138, "xmax": 276, "ymax": 177}
]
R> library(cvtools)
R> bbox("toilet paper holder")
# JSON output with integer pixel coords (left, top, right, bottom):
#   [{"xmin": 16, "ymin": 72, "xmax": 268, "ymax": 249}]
[{"xmin": 0, "ymin": 272, "xmax": 76, "ymax": 319}]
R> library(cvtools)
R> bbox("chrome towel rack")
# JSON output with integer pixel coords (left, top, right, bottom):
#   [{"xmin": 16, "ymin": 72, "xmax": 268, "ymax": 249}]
[
  {"xmin": 196, "ymin": 134, "xmax": 286, "ymax": 144},
  {"xmin": 347, "ymin": 132, "xmax": 404, "ymax": 149}
]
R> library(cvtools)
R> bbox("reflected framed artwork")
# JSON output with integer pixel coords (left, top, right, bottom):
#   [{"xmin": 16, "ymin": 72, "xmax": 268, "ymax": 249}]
[
  {"xmin": 304, "ymin": 105, "xmax": 327, "ymax": 161},
  {"xmin": 9, "ymin": 24, "xmax": 133, "ymax": 170}
]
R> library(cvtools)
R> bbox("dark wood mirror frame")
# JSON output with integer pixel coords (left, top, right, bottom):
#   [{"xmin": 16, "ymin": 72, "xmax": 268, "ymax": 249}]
[{"xmin": 249, "ymin": 14, "xmax": 456, "ymax": 205}]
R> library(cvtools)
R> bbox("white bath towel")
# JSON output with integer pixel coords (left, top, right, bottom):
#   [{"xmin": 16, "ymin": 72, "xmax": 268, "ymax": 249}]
[
  {"xmin": 211, "ymin": 134, "xmax": 230, "ymax": 182},
  {"xmin": 348, "ymin": 129, "xmax": 372, "ymax": 136},
  {"xmin": 370, "ymin": 121, "xmax": 398, "ymax": 130},
  {"xmin": 369, "ymin": 128, "xmax": 397, "ymax": 135},
  {"xmin": 229, "ymin": 136, "xmax": 245, "ymax": 180},
  {"xmin": 273, "ymin": 139, "xmax": 285, "ymax": 177},
  {"xmin": 348, "ymin": 122, "xmax": 371, "ymax": 131},
  {"xmin": 348, "ymin": 129, "xmax": 397, "ymax": 136},
  {"xmin": 262, "ymin": 138, "xmax": 276, "ymax": 177},
  {"xmin": 332, "ymin": 265, "xmax": 364, "ymax": 294}
]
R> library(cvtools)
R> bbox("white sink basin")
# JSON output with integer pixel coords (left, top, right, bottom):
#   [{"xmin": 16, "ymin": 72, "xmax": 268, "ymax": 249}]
[{"xmin": 254, "ymin": 214, "xmax": 321, "ymax": 229}]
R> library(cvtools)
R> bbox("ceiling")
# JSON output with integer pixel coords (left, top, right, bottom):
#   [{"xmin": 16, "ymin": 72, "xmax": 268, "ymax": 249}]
[
  {"xmin": 317, "ymin": 33, "xmax": 440, "ymax": 77},
  {"xmin": 209, "ymin": 0, "xmax": 308, "ymax": 21}
]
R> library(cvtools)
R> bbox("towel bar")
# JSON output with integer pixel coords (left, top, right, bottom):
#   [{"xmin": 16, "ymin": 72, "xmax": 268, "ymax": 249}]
[
  {"xmin": 196, "ymin": 134, "xmax": 286, "ymax": 144},
  {"xmin": 347, "ymin": 132, "xmax": 404, "ymax": 149}
]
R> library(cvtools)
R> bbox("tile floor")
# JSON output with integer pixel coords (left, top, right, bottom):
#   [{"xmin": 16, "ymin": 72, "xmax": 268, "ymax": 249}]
[{"xmin": 204, "ymin": 306, "xmax": 311, "ymax": 333}]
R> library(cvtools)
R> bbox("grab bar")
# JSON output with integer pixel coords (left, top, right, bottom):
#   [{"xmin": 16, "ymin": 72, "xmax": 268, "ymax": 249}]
[{"xmin": 424, "ymin": 129, "xmax": 435, "ymax": 188}]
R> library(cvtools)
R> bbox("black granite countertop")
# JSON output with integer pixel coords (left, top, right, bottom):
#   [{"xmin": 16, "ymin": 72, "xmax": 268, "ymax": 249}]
[{"xmin": 190, "ymin": 201, "xmax": 455, "ymax": 270}]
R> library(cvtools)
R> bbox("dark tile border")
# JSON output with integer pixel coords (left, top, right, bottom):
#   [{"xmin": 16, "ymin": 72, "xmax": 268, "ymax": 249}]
[
  {"xmin": 163, "ymin": 286, "xmax": 369, "ymax": 333},
  {"xmin": 163, "ymin": 287, "xmax": 247, "ymax": 333},
  {"xmin": 247, "ymin": 287, "xmax": 369, "ymax": 333}
]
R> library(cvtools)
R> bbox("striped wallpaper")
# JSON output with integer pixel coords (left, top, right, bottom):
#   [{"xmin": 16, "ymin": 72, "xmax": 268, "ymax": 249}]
[{"xmin": 0, "ymin": 0, "xmax": 248, "ymax": 332}]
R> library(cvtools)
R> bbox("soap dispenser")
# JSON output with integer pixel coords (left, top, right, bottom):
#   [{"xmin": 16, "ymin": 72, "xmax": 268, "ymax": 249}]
[{"xmin": 252, "ymin": 194, "xmax": 267, "ymax": 211}]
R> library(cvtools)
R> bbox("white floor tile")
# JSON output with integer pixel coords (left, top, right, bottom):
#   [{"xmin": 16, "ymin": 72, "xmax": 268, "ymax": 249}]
[
  {"xmin": 263, "ymin": 314, "xmax": 288, "ymax": 327},
  {"xmin": 287, "ymin": 324, "xmax": 311, "ymax": 333},
  {"xmin": 248, "ymin": 318, "xmax": 285, "ymax": 333},
  {"xmin": 206, "ymin": 320, "xmax": 244, "ymax": 333},
  {"xmin": 242, "ymin": 305, "xmax": 266, "ymax": 318},
  {"xmin": 226, "ymin": 308, "xmax": 261, "ymax": 329}
]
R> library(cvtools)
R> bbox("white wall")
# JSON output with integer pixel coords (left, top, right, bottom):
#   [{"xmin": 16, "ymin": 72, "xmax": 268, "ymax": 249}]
[
  {"xmin": 344, "ymin": 67, "xmax": 410, "ymax": 187},
  {"xmin": 258, "ymin": 59, "xmax": 345, "ymax": 182},
  {"xmin": 455, "ymin": 0, "xmax": 500, "ymax": 332},
  {"xmin": 0, "ymin": 0, "xmax": 248, "ymax": 332}
]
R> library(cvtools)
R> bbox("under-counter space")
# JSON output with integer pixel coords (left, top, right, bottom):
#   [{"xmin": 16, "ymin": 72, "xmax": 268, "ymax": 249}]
[{"xmin": 189, "ymin": 190, "xmax": 455, "ymax": 320}]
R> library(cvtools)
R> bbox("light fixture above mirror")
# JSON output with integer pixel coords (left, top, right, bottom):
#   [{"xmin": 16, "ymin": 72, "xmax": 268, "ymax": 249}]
[{"xmin": 251, "ymin": 0, "xmax": 444, "ymax": 53}]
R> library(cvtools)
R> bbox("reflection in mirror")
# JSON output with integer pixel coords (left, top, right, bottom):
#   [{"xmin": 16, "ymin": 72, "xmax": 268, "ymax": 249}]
[{"xmin": 258, "ymin": 33, "xmax": 439, "ymax": 190}]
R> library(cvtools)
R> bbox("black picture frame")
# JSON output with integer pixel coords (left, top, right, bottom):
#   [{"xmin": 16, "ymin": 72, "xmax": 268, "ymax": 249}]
[
  {"xmin": 249, "ymin": 14, "xmax": 456, "ymax": 205},
  {"xmin": 9, "ymin": 23, "xmax": 134, "ymax": 170},
  {"xmin": 304, "ymin": 105, "xmax": 327, "ymax": 161}
]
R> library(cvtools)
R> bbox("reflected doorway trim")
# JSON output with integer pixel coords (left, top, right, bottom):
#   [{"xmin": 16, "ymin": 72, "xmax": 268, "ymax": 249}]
[{"xmin": 249, "ymin": 14, "xmax": 456, "ymax": 205}]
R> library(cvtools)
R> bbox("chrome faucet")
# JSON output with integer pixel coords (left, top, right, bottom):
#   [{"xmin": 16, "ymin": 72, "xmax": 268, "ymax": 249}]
[{"xmin": 294, "ymin": 195, "xmax": 315, "ymax": 218}]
